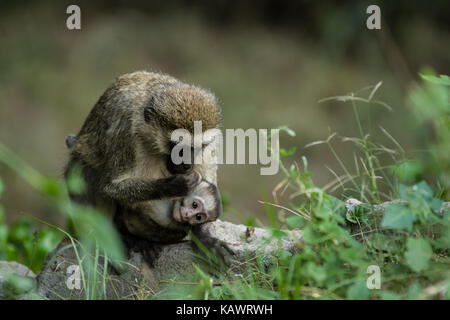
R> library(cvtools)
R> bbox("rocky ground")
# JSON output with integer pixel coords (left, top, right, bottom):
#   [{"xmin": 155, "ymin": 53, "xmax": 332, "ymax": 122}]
[
  {"xmin": 1, "ymin": 199, "xmax": 447, "ymax": 300},
  {"xmin": 0, "ymin": 220, "xmax": 302, "ymax": 300}
]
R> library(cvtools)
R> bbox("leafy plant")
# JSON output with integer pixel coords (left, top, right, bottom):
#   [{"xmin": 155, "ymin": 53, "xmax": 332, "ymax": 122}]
[
  {"xmin": 191, "ymin": 74, "xmax": 449, "ymax": 300},
  {"xmin": 0, "ymin": 144, "xmax": 126, "ymax": 299}
]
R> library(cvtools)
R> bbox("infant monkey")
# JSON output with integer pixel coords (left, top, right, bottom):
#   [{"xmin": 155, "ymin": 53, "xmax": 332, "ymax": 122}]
[
  {"xmin": 121, "ymin": 171, "xmax": 222, "ymax": 243},
  {"xmin": 172, "ymin": 174, "xmax": 219, "ymax": 225}
]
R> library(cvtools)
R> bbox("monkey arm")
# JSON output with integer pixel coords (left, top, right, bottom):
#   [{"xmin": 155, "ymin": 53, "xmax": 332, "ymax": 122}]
[{"xmin": 102, "ymin": 171, "xmax": 200, "ymax": 204}]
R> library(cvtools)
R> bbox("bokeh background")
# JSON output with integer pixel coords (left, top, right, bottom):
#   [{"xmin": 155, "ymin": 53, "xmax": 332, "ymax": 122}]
[{"xmin": 0, "ymin": 1, "xmax": 449, "ymax": 228}]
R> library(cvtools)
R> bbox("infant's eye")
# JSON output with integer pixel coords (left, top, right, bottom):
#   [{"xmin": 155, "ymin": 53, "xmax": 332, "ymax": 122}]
[
  {"xmin": 195, "ymin": 214, "xmax": 202, "ymax": 221},
  {"xmin": 192, "ymin": 201, "xmax": 198, "ymax": 209}
]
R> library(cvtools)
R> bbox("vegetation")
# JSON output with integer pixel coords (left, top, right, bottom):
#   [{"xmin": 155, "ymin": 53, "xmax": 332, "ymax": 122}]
[
  {"xmin": 180, "ymin": 73, "xmax": 448, "ymax": 300},
  {"xmin": 0, "ymin": 73, "xmax": 448, "ymax": 299},
  {"xmin": 3, "ymin": 3, "xmax": 449, "ymax": 224},
  {"xmin": 0, "ymin": 143, "xmax": 125, "ymax": 299}
]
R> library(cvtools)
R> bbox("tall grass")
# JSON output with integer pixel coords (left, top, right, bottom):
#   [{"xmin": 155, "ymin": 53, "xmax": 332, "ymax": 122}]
[
  {"xmin": 0, "ymin": 143, "xmax": 125, "ymax": 299},
  {"xmin": 188, "ymin": 73, "xmax": 449, "ymax": 300}
]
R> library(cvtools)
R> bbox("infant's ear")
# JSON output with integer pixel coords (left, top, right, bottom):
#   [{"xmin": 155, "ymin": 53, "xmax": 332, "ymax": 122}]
[{"xmin": 193, "ymin": 170, "xmax": 203, "ymax": 185}]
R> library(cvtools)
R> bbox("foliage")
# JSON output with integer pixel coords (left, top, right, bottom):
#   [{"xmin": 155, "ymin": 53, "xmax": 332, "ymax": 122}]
[
  {"xmin": 190, "ymin": 74, "xmax": 449, "ymax": 300},
  {"xmin": 0, "ymin": 176, "xmax": 62, "ymax": 274},
  {"xmin": 0, "ymin": 145, "xmax": 126, "ymax": 299},
  {"xmin": 0, "ymin": 73, "xmax": 448, "ymax": 299},
  {"xmin": 409, "ymin": 72, "xmax": 450, "ymax": 195}
]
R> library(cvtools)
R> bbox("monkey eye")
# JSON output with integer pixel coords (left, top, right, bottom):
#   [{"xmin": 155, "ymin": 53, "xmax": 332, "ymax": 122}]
[
  {"xmin": 192, "ymin": 201, "xmax": 198, "ymax": 209},
  {"xmin": 195, "ymin": 213, "xmax": 202, "ymax": 221}
]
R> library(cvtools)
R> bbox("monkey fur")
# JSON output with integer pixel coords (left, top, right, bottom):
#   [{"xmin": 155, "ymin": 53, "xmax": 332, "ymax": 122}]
[{"xmin": 65, "ymin": 71, "xmax": 222, "ymax": 244}]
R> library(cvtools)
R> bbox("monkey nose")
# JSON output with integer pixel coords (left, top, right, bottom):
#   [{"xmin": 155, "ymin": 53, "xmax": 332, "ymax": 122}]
[{"xmin": 179, "ymin": 206, "xmax": 189, "ymax": 220}]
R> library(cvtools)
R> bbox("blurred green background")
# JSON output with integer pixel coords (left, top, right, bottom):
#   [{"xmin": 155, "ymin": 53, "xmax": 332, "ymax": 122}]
[{"xmin": 0, "ymin": 1, "xmax": 449, "ymax": 228}]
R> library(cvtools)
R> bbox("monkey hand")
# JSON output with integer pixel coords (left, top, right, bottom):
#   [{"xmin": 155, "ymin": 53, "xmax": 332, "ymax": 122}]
[
  {"xmin": 184, "ymin": 170, "xmax": 202, "ymax": 191},
  {"xmin": 171, "ymin": 170, "xmax": 202, "ymax": 196}
]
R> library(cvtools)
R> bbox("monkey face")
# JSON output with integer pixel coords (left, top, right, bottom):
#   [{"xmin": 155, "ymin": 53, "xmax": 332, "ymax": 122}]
[
  {"xmin": 172, "ymin": 179, "xmax": 222, "ymax": 226},
  {"xmin": 172, "ymin": 195, "xmax": 208, "ymax": 225}
]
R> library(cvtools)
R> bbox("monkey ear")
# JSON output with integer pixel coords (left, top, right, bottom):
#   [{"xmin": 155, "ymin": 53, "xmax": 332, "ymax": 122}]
[
  {"xmin": 144, "ymin": 96, "xmax": 157, "ymax": 123},
  {"xmin": 65, "ymin": 134, "xmax": 77, "ymax": 148}
]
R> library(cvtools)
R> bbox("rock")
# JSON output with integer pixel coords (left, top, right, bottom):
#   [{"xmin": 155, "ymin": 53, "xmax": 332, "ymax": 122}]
[
  {"xmin": 0, "ymin": 261, "xmax": 43, "ymax": 299},
  {"xmin": 345, "ymin": 198, "xmax": 449, "ymax": 217},
  {"xmin": 344, "ymin": 199, "xmax": 449, "ymax": 240},
  {"xmin": 0, "ymin": 261, "xmax": 36, "ymax": 279},
  {"xmin": 439, "ymin": 202, "xmax": 450, "ymax": 216},
  {"xmin": 195, "ymin": 220, "xmax": 303, "ymax": 267},
  {"xmin": 15, "ymin": 199, "xmax": 450, "ymax": 300},
  {"xmin": 36, "ymin": 238, "xmax": 147, "ymax": 300},
  {"xmin": 344, "ymin": 198, "xmax": 363, "ymax": 214},
  {"xmin": 36, "ymin": 220, "xmax": 303, "ymax": 300}
]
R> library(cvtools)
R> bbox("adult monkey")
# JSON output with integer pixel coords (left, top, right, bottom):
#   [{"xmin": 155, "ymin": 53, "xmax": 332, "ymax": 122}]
[{"xmin": 65, "ymin": 71, "xmax": 222, "ymax": 243}]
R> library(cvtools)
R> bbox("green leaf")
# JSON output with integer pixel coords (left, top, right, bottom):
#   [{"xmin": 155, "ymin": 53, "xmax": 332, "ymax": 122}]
[
  {"xmin": 429, "ymin": 198, "xmax": 443, "ymax": 212},
  {"xmin": 30, "ymin": 228, "xmax": 63, "ymax": 273},
  {"xmin": 325, "ymin": 195, "xmax": 347, "ymax": 215},
  {"xmin": 346, "ymin": 202, "xmax": 371, "ymax": 224},
  {"xmin": 399, "ymin": 181, "xmax": 433, "ymax": 203},
  {"xmin": 393, "ymin": 160, "xmax": 424, "ymax": 182},
  {"xmin": 346, "ymin": 279, "xmax": 369, "ymax": 300},
  {"xmin": 339, "ymin": 247, "xmax": 366, "ymax": 266},
  {"xmin": 70, "ymin": 205, "xmax": 125, "ymax": 264},
  {"xmin": 409, "ymin": 78, "xmax": 449, "ymax": 119},
  {"xmin": 381, "ymin": 291, "xmax": 401, "ymax": 300},
  {"xmin": 286, "ymin": 215, "xmax": 304, "ymax": 229},
  {"xmin": 300, "ymin": 226, "xmax": 318, "ymax": 243},
  {"xmin": 5, "ymin": 243, "xmax": 19, "ymax": 261},
  {"xmin": 369, "ymin": 234, "xmax": 402, "ymax": 253},
  {"xmin": 280, "ymin": 147, "xmax": 297, "ymax": 157},
  {"xmin": 40, "ymin": 178, "xmax": 64, "ymax": 198},
  {"xmin": 305, "ymin": 262, "xmax": 327, "ymax": 285},
  {"xmin": 419, "ymin": 73, "xmax": 450, "ymax": 86},
  {"xmin": 398, "ymin": 184, "xmax": 408, "ymax": 201},
  {"xmin": 345, "ymin": 211, "xmax": 357, "ymax": 223},
  {"xmin": 381, "ymin": 203, "xmax": 416, "ymax": 232},
  {"xmin": 9, "ymin": 220, "xmax": 34, "ymax": 243},
  {"xmin": 407, "ymin": 282, "xmax": 422, "ymax": 300},
  {"xmin": 412, "ymin": 181, "xmax": 433, "ymax": 200},
  {"xmin": 269, "ymin": 228, "xmax": 288, "ymax": 239},
  {"xmin": 435, "ymin": 225, "xmax": 450, "ymax": 249},
  {"xmin": 66, "ymin": 165, "xmax": 86, "ymax": 195},
  {"xmin": 2, "ymin": 273, "xmax": 36, "ymax": 299},
  {"xmin": 405, "ymin": 237, "xmax": 432, "ymax": 272}
]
